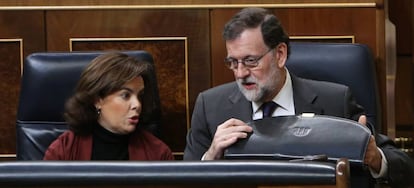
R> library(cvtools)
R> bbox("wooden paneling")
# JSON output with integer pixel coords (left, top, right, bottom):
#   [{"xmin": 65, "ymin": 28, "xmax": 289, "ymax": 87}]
[
  {"xmin": 0, "ymin": 11, "xmax": 46, "ymax": 54},
  {"xmin": 394, "ymin": 56, "xmax": 414, "ymax": 157},
  {"xmin": 0, "ymin": 0, "xmax": 381, "ymax": 7},
  {"xmin": 45, "ymin": 10, "xmax": 210, "ymax": 108},
  {"xmin": 0, "ymin": 11, "xmax": 45, "ymax": 157},
  {"xmin": 394, "ymin": 57, "xmax": 414, "ymax": 125},
  {"xmin": 389, "ymin": 0, "xmax": 412, "ymax": 55},
  {"xmin": 0, "ymin": 40, "xmax": 21, "ymax": 155},
  {"xmin": 389, "ymin": 0, "xmax": 414, "ymax": 156}
]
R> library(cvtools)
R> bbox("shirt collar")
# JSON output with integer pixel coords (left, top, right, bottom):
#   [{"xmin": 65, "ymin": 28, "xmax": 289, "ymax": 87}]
[{"xmin": 252, "ymin": 68, "xmax": 294, "ymax": 116}]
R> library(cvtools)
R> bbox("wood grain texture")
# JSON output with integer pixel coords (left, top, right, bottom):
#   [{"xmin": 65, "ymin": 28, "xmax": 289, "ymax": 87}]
[
  {"xmin": 0, "ymin": 11, "xmax": 45, "ymax": 157},
  {"xmin": 0, "ymin": 0, "xmax": 380, "ymax": 7},
  {"xmin": 389, "ymin": 0, "xmax": 414, "ymax": 153},
  {"xmin": 0, "ymin": 41, "xmax": 20, "ymax": 154}
]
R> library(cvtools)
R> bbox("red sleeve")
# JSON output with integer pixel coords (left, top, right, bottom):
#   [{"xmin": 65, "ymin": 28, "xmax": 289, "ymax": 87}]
[
  {"xmin": 43, "ymin": 131, "xmax": 72, "ymax": 160},
  {"xmin": 43, "ymin": 131, "xmax": 93, "ymax": 160}
]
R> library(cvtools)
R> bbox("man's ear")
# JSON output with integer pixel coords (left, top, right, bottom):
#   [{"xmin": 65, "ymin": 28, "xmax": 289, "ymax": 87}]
[{"xmin": 275, "ymin": 43, "xmax": 288, "ymax": 68}]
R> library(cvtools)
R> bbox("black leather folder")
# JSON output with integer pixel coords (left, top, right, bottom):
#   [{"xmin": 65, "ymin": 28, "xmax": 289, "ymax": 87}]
[{"xmin": 224, "ymin": 114, "xmax": 371, "ymax": 165}]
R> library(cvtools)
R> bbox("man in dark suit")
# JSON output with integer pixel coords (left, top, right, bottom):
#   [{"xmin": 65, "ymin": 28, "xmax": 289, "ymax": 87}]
[{"xmin": 184, "ymin": 7, "xmax": 414, "ymax": 187}]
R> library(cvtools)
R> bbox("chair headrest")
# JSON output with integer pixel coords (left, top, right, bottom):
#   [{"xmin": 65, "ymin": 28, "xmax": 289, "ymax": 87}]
[{"xmin": 286, "ymin": 42, "xmax": 380, "ymax": 131}]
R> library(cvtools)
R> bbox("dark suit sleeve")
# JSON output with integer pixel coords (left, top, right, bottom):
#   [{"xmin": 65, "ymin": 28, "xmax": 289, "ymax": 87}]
[
  {"xmin": 183, "ymin": 93, "xmax": 212, "ymax": 160},
  {"xmin": 376, "ymin": 134, "xmax": 414, "ymax": 187},
  {"xmin": 344, "ymin": 88, "xmax": 414, "ymax": 187}
]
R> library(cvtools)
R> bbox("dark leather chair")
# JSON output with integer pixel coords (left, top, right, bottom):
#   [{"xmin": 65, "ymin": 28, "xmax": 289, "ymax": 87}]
[
  {"xmin": 16, "ymin": 51, "xmax": 161, "ymax": 160},
  {"xmin": 285, "ymin": 42, "xmax": 379, "ymax": 187},
  {"xmin": 286, "ymin": 42, "xmax": 380, "ymax": 133}
]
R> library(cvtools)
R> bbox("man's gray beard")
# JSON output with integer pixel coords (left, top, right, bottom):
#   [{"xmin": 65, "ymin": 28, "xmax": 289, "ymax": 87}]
[
  {"xmin": 236, "ymin": 79, "xmax": 264, "ymax": 102},
  {"xmin": 235, "ymin": 66, "xmax": 280, "ymax": 102}
]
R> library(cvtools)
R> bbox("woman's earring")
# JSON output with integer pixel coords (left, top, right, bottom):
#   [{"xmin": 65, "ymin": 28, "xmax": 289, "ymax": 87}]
[{"xmin": 97, "ymin": 108, "xmax": 101, "ymax": 116}]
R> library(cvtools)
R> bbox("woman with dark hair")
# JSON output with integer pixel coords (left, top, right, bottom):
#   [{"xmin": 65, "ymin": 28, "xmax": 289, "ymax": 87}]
[{"xmin": 44, "ymin": 52, "xmax": 173, "ymax": 160}]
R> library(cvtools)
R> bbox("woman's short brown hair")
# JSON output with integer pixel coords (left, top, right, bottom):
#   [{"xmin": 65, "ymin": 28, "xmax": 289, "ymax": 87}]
[{"xmin": 64, "ymin": 52, "xmax": 157, "ymax": 135}]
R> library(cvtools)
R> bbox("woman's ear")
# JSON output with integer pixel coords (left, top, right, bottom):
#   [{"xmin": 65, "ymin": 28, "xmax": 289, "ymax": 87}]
[{"xmin": 94, "ymin": 98, "xmax": 103, "ymax": 110}]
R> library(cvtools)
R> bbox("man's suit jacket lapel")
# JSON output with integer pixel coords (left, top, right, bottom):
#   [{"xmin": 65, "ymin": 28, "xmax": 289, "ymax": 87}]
[
  {"xmin": 291, "ymin": 75, "xmax": 324, "ymax": 115},
  {"xmin": 227, "ymin": 84, "xmax": 253, "ymax": 122}
]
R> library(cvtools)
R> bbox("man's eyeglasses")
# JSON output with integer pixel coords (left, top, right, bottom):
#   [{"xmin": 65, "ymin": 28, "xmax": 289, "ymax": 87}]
[{"xmin": 224, "ymin": 48, "xmax": 274, "ymax": 70}]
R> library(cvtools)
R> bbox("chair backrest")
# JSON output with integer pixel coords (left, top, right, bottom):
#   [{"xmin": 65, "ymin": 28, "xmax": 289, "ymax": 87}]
[
  {"xmin": 286, "ymin": 42, "xmax": 380, "ymax": 133},
  {"xmin": 16, "ymin": 51, "xmax": 161, "ymax": 160},
  {"xmin": 286, "ymin": 42, "xmax": 379, "ymax": 187}
]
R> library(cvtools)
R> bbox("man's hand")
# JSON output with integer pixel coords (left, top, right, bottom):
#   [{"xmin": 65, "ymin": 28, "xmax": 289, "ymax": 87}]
[
  {"xmin": 359, "ymin": 115, "xmax": 382, "ymax": 173},
  {"xmin": 204, "ymin": 118, "xmax": 253, "ymax": 160}
]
